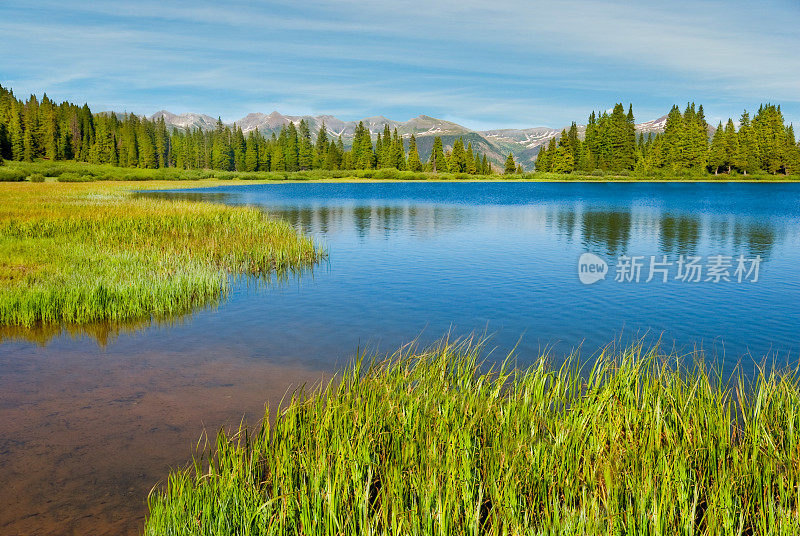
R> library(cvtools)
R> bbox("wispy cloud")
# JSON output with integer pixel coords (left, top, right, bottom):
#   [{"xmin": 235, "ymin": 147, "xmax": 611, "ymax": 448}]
[{"xmin": 1, "ymin": 0, "xmax": 798, "ymax": 128}]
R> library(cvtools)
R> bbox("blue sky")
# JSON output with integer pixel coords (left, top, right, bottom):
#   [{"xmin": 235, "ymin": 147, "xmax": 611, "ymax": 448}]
[{"xmin": 1, "ymin": 0, "xmax": 799, "ymax": 129}]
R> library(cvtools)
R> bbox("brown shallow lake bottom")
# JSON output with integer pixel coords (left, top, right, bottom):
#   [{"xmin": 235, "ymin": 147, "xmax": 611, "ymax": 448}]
[{"xmin": 0, "ymin": 341, "xmax": 325, "ymax": 536}]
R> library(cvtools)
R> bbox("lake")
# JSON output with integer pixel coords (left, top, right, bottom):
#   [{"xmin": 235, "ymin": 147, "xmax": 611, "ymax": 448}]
[{"xmin": 1, "ymin": 181, "xmax": 799, "ymax": 534}]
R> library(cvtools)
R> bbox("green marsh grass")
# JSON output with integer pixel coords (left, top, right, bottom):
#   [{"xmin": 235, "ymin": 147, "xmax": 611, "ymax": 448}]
[
  {"xmin": 145, "ymin": 340, "xmax": 800, "ymax": 535},
  {"xmin": 0, "ymin": 181, "xmax": 323, "ymax": 326}
]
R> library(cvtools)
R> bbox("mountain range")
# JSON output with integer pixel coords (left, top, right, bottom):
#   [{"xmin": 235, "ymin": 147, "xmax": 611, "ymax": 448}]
[{"xmin": 150, "ymin": 110, "xmax": 673, "ymax": 170}]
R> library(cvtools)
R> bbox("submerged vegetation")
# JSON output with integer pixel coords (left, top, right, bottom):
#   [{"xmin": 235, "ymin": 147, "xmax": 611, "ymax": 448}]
[
  {"xmin": 145, "ymin": 340, "xmax": 800, "ymax": 535},
  {"xmin": 0, "ymin": 180, "xmax": 322, "ymax": 326}
]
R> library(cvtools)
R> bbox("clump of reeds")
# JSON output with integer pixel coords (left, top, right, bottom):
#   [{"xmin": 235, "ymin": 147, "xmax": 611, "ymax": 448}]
[
  {"xmin": 0, "ymin": 181, "xmax": 323, "ymax": 326},
  {"xmin": 144, "ymin": 339, "xmax": 800, "ymax": 535}
]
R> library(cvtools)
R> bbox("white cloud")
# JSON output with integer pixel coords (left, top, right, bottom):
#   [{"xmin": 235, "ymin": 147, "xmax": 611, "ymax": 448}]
[{"xmin": 1, "ymin": 0, "xmax": 798, "ymax": 128}]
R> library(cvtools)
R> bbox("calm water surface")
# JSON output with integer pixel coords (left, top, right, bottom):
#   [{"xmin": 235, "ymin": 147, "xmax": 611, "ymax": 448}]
[
  {"xmin": 1, "ymin": 181, "xmax": 799, "ymax": 534},
  {"xmin": 145, "ymin": 181, "xmax": 800, "ymax": 364}
]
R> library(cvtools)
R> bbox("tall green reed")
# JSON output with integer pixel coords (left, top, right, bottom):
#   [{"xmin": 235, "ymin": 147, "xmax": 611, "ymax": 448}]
[{"xmin": 144, "ymin": 340, "xmax": 800, "ymax": 535}]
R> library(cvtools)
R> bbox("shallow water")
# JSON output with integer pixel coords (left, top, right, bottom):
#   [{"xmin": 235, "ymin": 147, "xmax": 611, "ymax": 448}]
[{"xmin": 2, "ymin": 181, "xmax": 799, "ymax": 534}]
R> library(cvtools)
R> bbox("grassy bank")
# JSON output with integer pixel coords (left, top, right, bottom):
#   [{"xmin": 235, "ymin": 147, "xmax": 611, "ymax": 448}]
[
  {"xmin": 145, "ymin": 340, "xmax": 800, "ymax": 535},
  {"xmin": 0, "ymin": 180, "xmax": 323, "ymax": 326},
  {"xmin": 2, "ymin": 160, "xmax": 798, "ymax": 183}
]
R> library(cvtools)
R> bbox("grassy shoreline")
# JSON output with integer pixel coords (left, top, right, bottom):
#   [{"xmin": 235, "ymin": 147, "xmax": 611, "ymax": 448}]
[
  {"xmin": 0, "ymin": 180, "xmax": 323, "ymax": 327},
  {"xmin": 144, "ymin": 340, "xmax": 800, "ymax": 535},
  {"xmin": 2, "ymin": 160, "xmax": 799, "ymax": 183}
]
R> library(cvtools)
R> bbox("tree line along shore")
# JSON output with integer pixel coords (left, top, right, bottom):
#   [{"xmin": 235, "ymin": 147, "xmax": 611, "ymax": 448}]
[
  {"xmin": 0, "ymin": 85, "xmax": 492, "ymax": 177},
  {"xmin": 535, "ymin": 102, "xmax": 799, "ymax": 177},
  {"xmin": 1, "ymin": 85, "xmax": 797, "ymax": 179}
]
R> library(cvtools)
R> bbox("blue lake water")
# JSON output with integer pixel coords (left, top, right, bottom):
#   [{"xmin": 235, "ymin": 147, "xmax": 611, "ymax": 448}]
[
  {"xmin": 2, "ymin": 180, "xmax": 800, "ymax": 535},
  {"xmin": 142, "ymin": 180, "xmax": 800, "ymax": 369}
]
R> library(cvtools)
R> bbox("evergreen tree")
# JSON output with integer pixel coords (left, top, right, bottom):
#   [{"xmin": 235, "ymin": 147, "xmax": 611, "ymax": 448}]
[
  {"xmin": 375, "ymin": 132, "xmax": 383, "ymax": 166},
  {"xmin": 662, "ymin": 105, "xmax": 685, "ymax": 170},
  {"xmin": 244, "ymin": 131, "xmax": 259, "ymax": 171},
  {"xmin": 271, "ymin": 144, "xmax": 286, "ymax": 171},
  {"xmin": 551, "ymin": 146, "xmax": 575, "ymax": 173},
  {"xmin": 753, "ymin": 104, "xmax": 787, "ymax": 174},
  {"xmin": 391, "ymin": 129, "xmax": 405, "ymax": 170},
  {"xmin": 723, "ymin": 119, "xmax": 740, "ymax": 174},
  {"xmin": 708, "ymin": 122, "xmax": 725, "ymax": 175},
  {"xmin": 22, "ymin": 96, "xmax": 39, "ymax": 161},
  {"xmin": 66, "ymin": 111, "xmax": 82, "ymax": 161},
  {"xmin": 737, "ymin": 111, "xmax": 757, "ymax": 175},
  {"xmin": 625, "ymin": 104, "xmax": 637, "ymax": 167},
  {"xmin": 351, "ymin": 122, "xmax": 374, "ymax": 169},
  {"xmin": 407, "ymin": 134, "xmax": 422, "ymax": 171},
  {"xmin": 430, "ymin": 137, "xmax": 445, "ymax": 173},
  {"xmin": 449, "ymin": 138, "xmax": 466, "ymax": 172},
  {"xmin": 119, "ymin": 116, "xmax": 138, "ymax": 167},
  {"xmin": 536, "ymin": 138, "xmax": 556, "ymax": 172},
  {"xmin": 79, "ymin": 104, "xmax": 93, "ymax": 161},
  {"xmin": 297, "ymin": 120, "xmax": 313, "ymax": 170},
  {"xmin": 326, "ymin": 139, "xmax": 341, "ymax": 170},
  {"xmin": 257, "ymin": 136, "xmax": 271, "ymax": 171},
  {"xmin": 379, "ymin": 124, "xmax": 392, "ymax": 168},
  {"xmin": 9, "ymin": 102, "xmax": 23, "ymax": 161},
  {"xmin": 583, "ymin": 112, "xmax": 599, "ymax": 168},
  {"xmin": 604, "ymin": 103, "xmax": 635, "ymax": 172},
  {"xmin": 314, "ymin": 123, "xmax": 329, "ymax": 169},
  {"xmin": 155, "ymin": 117, "xmax": 170, "ymax": 167},
  {"xmin": 337, "ymin": 136, "xmax": 349, "ymax": 169},
  {"xmin": 504, "ymin": 153, "xmax": 516, "ymax": 174},
  {"xmin": 42, "ymin": 103, "xmax": 58, "ymax": 160},
  {"xmin": 284, "ymin": 122, "xmax": 300, "ymax": 171},
  {"xmin": 231, "ymin": 126, "xmax": 246, "ymax": 171},
  {"xmin": 579, "ymin": 147, "xmax": 596, "ymax": 173},
  {"xmin": 465, "ymin": 141, "xmax": 476, "ymax": 174},
  {"xmin": 785, "ymin": 125, "xmax": 799, "ymax": 175},
  {"xmin": 694, "ymin": 104, "xmax": 709, "ymax": 168},
  {"xmin": 138, "ymin": 121, "xmax": 158, "ymax": 168},
  {"xmin": 564, "ymin": 122, "xmax": 581, "ymax": 167},
  {"xmin": 210, "ymin": 120, "xmax": 232, "ymax": 171}
]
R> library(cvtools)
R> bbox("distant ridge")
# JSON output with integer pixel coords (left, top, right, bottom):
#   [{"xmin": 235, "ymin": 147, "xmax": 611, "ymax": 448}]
[{"xmin": 149, "ymin": 110, "xmax": 677, "ymax": 169}]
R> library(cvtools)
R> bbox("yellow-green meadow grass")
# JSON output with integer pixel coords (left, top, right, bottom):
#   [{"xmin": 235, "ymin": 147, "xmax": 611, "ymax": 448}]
[{"xmin": 0, "ymin": 180, "xmax": 323, "ymax": 326}]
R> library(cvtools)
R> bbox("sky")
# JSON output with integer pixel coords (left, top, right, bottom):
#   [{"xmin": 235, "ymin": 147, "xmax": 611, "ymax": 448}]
[{"xmin": 1, "ymin": 0, "xmax": 799, "ymax": 130}]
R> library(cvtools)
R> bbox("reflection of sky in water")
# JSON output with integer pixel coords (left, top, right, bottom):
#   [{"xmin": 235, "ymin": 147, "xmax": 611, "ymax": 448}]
[{"xmin": 4, "ymin": 182, "xmax": 799, "ymax": 373}]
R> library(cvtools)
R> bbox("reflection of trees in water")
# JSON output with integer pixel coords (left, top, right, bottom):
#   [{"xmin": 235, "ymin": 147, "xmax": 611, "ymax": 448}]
[
  {"xmin": 731, "ymin": 223, "xmax": 776, "ymax": 259},
  {"xmin": 579, "ymin": 210, "xmax": 777, "ymax": 259},
  {"xmin": 277, "ymin": 202, "xmax": 780, "ymax": 260},
  {"xmin": 659, "ymin": 215, "xmax": 701, "ymax": 255},
  {"xmin": 275, "ymin": 204, "xmax": 468, "ymax": 239},
  {"xmin": 581, "ymin": 211, "xmax": 633, "ymax": 257},
  {"xmin": 702, "ymin": 219, "xmax": 777, "ymax": 259},
  {"xmin": 546, "ymin": 208, "xmax": 577, "ymax": 243}
]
